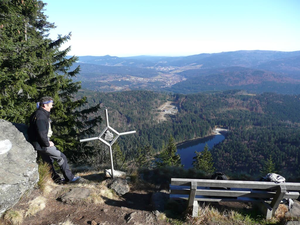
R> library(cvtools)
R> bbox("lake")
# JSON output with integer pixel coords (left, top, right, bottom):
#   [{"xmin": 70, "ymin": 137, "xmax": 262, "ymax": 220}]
[{"xmin": 176, "ymin": 134, "xmax": 225, "ymax": 169}]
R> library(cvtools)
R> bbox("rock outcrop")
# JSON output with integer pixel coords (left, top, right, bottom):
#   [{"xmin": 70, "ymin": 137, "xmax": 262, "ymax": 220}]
[
  {"xmin": 0, "ymin": 119, "xmax": 39, "ymax": 216},
  {"xmin": 108, "ymin": 178, "xmax": 130, "ymax": 196},
  {"xmin": 58, "ymin": 187, "xmax": 91, "ymax": 205}
]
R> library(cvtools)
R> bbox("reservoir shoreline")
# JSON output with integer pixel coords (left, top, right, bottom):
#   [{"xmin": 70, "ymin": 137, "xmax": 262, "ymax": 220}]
[
  {"xmin": 176, "ymin": 127, "xmax": 229, "ymax": 147},
  {"xmin": 176, "ymin": 128, "xmax": 228, "ymax": 169}
]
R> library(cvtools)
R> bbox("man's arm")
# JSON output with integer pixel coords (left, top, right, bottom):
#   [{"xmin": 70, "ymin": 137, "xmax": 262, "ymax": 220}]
[{"xmin": 35, "ymin": 118, "xmax": 50, "ymax": 147}]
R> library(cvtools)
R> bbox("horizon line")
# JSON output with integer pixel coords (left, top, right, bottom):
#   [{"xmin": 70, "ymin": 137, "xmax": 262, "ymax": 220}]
[{"xmin": 69, "ymin": 49, "xmax": 300, "ymax": 58}]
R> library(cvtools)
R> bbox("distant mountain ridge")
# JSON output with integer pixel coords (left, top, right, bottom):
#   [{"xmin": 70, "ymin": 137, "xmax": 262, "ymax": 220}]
[
  {"xmin": 77, "ymin": 50, "xmax": 300, "ymax": 68},
  {"xmin": 74, "ymin": 50, "xmax": 300, "ymax": 94}
]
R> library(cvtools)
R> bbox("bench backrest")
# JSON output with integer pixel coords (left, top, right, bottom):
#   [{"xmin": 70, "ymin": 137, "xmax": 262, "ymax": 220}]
[{"xmin": 171, "ymin": 178, "xmax": 300, "ymax": 191}]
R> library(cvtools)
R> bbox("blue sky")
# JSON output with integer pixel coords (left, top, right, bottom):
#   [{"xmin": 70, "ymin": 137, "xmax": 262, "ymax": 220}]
[{"xmin": 43, "ymin": 0, "xmax": 300, "ymax": 57}]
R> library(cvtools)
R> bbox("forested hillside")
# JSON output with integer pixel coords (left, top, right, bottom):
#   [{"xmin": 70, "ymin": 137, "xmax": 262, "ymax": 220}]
[
  {"xmin": 75, "ymin": 51, "xmax": 300, "ymax": 94},
  {"xmin": 167, "ymin": 66, "xmax": 300, "ymax": 94},
  {"xmin": 77, "ymin": 90, "xmax": 300, "ymax": 179}
]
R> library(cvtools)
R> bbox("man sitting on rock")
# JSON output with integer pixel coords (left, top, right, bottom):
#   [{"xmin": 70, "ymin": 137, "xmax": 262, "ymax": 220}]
[{"xmin": 28, "ymin": 96, "xmax": 80, "ymax": 184}]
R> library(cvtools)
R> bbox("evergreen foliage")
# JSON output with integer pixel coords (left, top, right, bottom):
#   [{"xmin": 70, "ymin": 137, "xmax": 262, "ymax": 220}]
[
  {"xmin": 112, "ymin": 143, "xmax": 126, "ymax": 170},
  {"xmin": 0, "ymin": 0, "xmax": 101, "ymax": 155},
  {"xmin": 134, "ymin": 145, "xmax": 154, "ymax": 169},
  {"xmin": 78, "ymin": 89, "xmax": 300, "ymax": 179},
  {"xmin": 74, "ymin": 141, "xmax": 109, "ymax": 170},
  {"xmin": 260, "ymin": 155, "xmax": 277, "ymax": 175},
  {"xmin": 0, "ymin": 0, "xmax": 50, "ymax": 122},
  {"xmin": 193, "ymin": 144, "xmax": 215, "ymax": 174},
  {"xmin": 155, "ymin": 135, "xmax": 182, "ymax": 167}
]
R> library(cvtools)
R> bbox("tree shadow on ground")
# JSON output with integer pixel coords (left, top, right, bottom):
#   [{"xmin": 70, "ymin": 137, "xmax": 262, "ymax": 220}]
[
  {"xmin": 80, "ymin": 173, "xmax": 106, "ymax": 182},
  {"xmin": 79, "ymin": 172, "xmax": 160, "ymax": 212},
  {"xmin": 102, "ymin": 192, "xmax": 154, "ymax": 211}
]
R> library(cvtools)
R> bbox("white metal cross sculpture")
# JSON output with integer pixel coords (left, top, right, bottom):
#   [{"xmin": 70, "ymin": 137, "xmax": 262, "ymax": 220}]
[{"xmin": 80, "ymin": 109, "xmax": 136, "ymax": 178}]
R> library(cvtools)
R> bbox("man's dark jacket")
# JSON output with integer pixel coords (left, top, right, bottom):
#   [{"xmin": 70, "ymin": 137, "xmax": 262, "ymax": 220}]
[{"xmin": 28, "ymin": 107, "xmax": 50, "ymax": 151}]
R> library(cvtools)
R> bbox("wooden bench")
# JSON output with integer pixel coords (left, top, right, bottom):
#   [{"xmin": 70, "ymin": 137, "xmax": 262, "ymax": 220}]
[{"xmin": 170, "ymin": 178, "xmax": 300, "ymax": 219}]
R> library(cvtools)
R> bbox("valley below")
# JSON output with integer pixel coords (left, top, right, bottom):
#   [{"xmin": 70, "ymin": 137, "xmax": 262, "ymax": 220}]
[{"xmin": 75, "ymin": 50, "xmax": 300, "ymax": 94}]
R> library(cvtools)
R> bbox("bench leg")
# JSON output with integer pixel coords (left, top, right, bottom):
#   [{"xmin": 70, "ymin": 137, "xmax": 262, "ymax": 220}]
[
  {"xmin": 188, "ymin": 181, "xmax": 198, "ymax": 217},
  {"xmin": 188, "ymin": 181, "xmax": 197, "ymax": 207},
  {"xmin": 270, "ymin": 185, "xmax": 286, "ymax": 217},
  {"xmin": 258, "ymin": 185, "xmax": 286, "ymax": 219},
  {"xmin": 192, "ymin": 200, "xmax": 199, "ymax": 217},
  {"xmin": 258, "ymin": 202, "xmax": 273, "ymax": 220}
]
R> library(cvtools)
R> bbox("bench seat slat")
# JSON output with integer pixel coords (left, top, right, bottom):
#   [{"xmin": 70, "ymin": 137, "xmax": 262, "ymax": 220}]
[
  {"xmin": 194, "ymin": 197, "xmax": 264, "ymax": 203},
  {"xmin": 172, "ymin": 189, "xmax": 275, "ymax": 198},
  {"xmin": 171, "ymin": 195, "xmax": 267, "ymax": 202}
]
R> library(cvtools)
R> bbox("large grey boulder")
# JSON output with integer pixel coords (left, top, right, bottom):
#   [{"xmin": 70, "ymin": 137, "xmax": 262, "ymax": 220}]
[{"xmin": 0, "ymin": 119, "xmax": 39, "ymax": 217}]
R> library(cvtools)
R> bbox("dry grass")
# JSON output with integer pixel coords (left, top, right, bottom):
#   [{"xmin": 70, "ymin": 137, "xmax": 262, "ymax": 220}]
[
  {"xmin": 3, "ymin": 209, "xmax": 24, "ymax": 225},
  {"xmin": 60, "ymin": 219, "xmax": 75, "ymax": 225},
  {"xmin": 76, "ymin": 182, "xmax": 116, "ymax": 205},
  {"xmin": 37, "ymin": 161, "xmax": 52, "ymax": 193},
  {"xmin": 275, "ymin": 204, "xmax": 288, "ymax": 220},
  {"xmin": 87, "ymin": 192, "xmax": 105, "ymax": 205},
  {"xmin": 52, "ymin": 176, "xmax": 120, "ymax": 206},
  {"xmin": 168, "ymin": 203, "xmax": 289, "ymax": 225},
  {"xmin": 25, "ymin": 196, "xmax": 47, "ymax": 217},
  {"xmin": 42, "ymin": 180, "xmax": 59, "ymax": 196},
  {"xmin": 185, "ymin": 205, "xmax": 233, "ymax": 225}
]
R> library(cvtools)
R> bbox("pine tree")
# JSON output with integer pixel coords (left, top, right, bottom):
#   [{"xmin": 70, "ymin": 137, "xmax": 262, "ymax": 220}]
[
  {"xmin": 193, "ymin": 144, "xmax": 215, "ymax": 174},
  {"xmin": 260, "ymin": 155, "xmax": 276, "ymax": 175},
  {"xmin": 134, "ymin": 145, "xmax": 154, "ymax": 169},
  {"xmin": 0, "ymin": 0, "xmax": 46, "ymax": 122},
  {"xmin": 112, "ymin": 143, "xmax": 126, "ymax": 170},
  {"xmin": 155, "ymin": 135, "xmax": 182, "ymax": 167},
  {"xmin": 0, "ymin": 0, "xmax": 101, "ymax": 155},
  {"xmin": 45, "ymin": 33, "xmax": 102, "ymax": 153}
]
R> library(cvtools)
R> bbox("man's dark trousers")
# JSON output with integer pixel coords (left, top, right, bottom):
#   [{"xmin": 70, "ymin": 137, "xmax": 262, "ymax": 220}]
[{"xmin": 38, "ymin": 146, "xmax": 74, "ymax": 182}]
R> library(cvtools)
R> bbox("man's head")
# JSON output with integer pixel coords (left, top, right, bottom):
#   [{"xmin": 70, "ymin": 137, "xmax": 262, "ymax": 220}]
[{"xmin": 38, "ymin": 96, "xmax": 54, "ymax": 112}]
